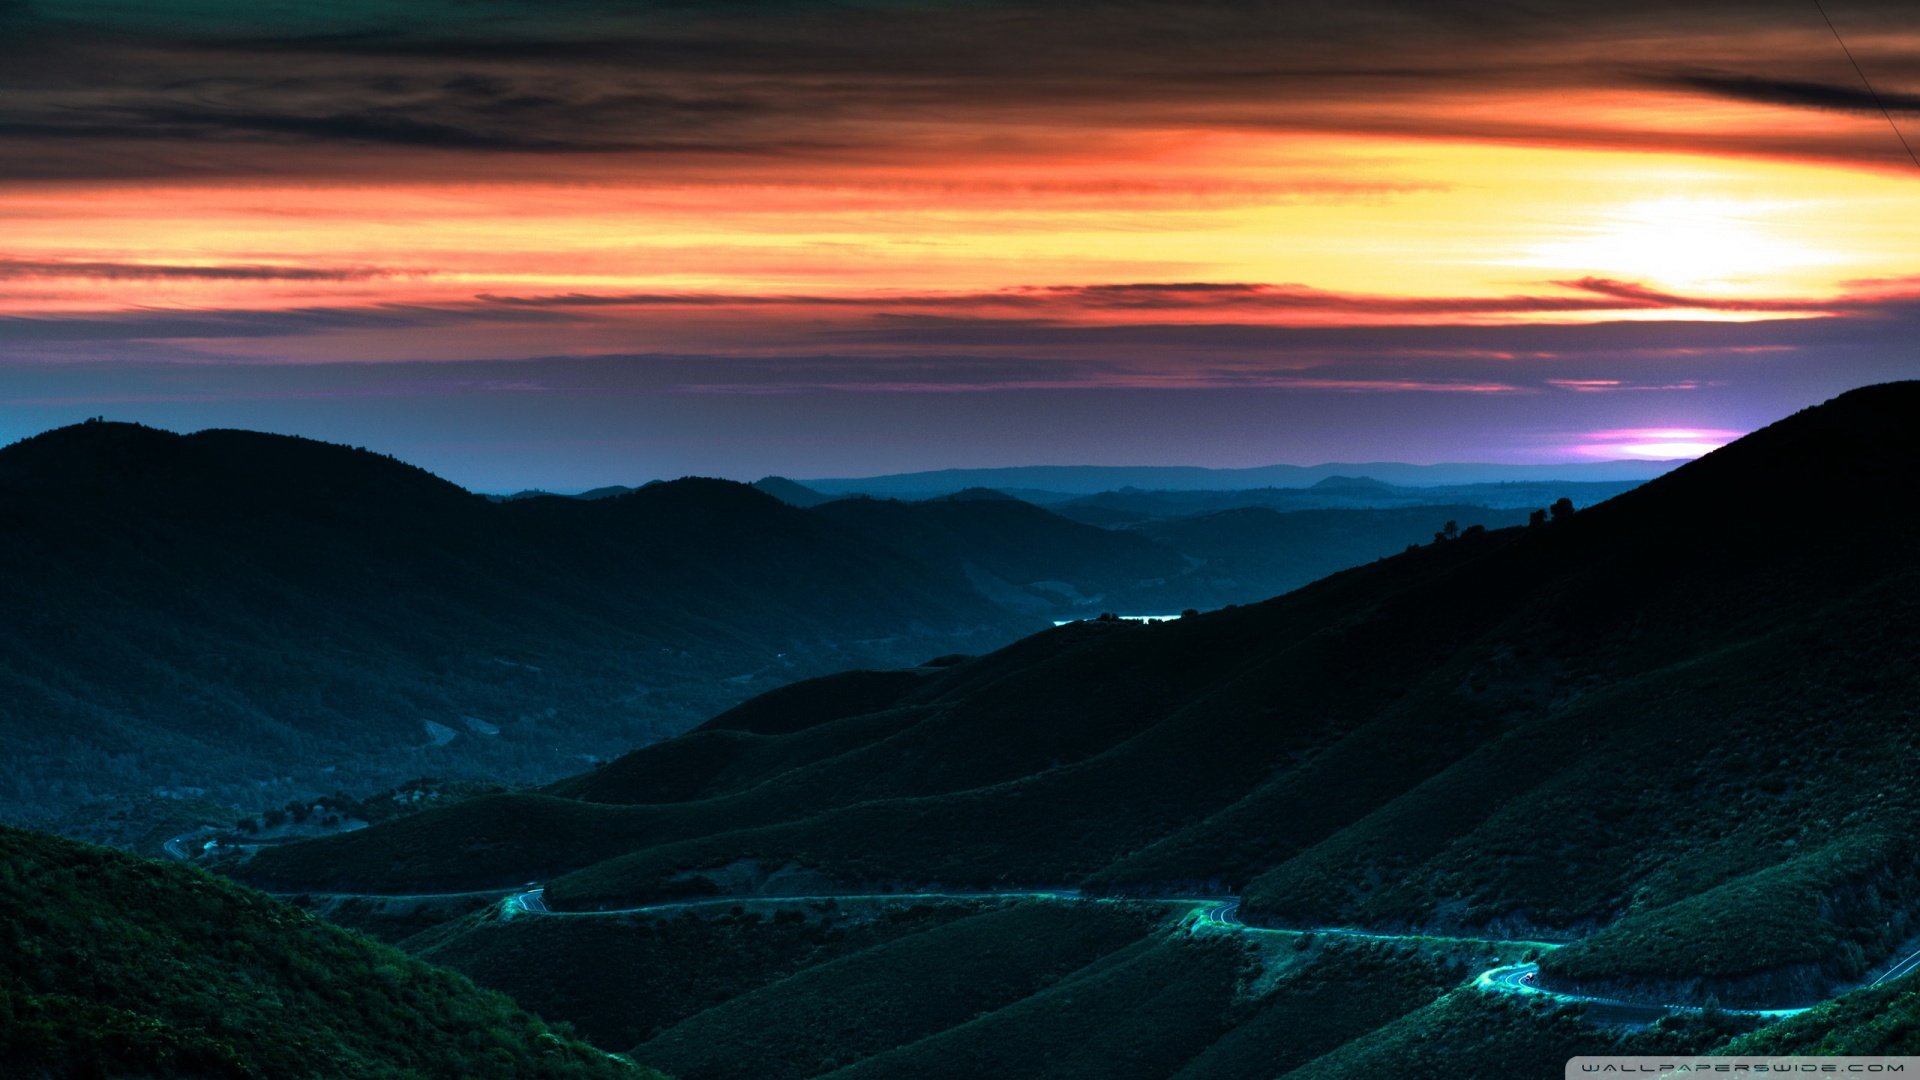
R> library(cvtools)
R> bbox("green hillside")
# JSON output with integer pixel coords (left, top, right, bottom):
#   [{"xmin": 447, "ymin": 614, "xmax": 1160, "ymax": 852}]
[
  {"xmin": 242, "ymin": 384, "xmax": 1920, "ymax": 1012},
  {"xmin": 0, "ymin": 826, "xmax": 654, "ymax": 1080}
]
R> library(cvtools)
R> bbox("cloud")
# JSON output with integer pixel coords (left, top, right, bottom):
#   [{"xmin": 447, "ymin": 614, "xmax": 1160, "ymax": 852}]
[
  {"xmin": 0, "ymin": 302, "xmax": 569, "ymax": 343},
  {"xmin": 0, "ymin": 259, "xmax": 404, "ymax": 281},
  {"xmin": 1663, "ymin": 72, "xmax": 1920, "ymax": 116},
  {"xmin": 1547, "ymin": 378, "xmax": 1706, "ymax": 392},
  {"xmin": 475, "ymin": 278, "xmax": 1902, "ymax": 320},
  {"xmin": 1553, "ymin": 277, "xmax": 1850, "ymax": 313},
  {"xmin": 4, "ymin": 1, "xmax": 1919, "ymax": 180}
]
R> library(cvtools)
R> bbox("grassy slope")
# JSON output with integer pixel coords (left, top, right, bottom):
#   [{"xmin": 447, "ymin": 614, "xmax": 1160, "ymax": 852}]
[
  {"xmin": 1168, "ymin": 945, "xmax": 1470, "ymax": 1080},
  {"xmin": 631, "ymin": 901, "xmax": 1163, "ymax": 1080},
  {"xmin": 0, "ymin": 826, "xmax": 655, "ymax": 1080},
  {"xmin": 412, "ymin": 900, "xmax": 983, "ymax": 1049},
  {"xmin": 816, "ymin": 932, "xmax": 1247, "ymax": 1080}
]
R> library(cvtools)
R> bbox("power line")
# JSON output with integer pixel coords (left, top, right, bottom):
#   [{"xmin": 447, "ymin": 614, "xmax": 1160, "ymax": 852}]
[{"xmin": 1811, "ymin": 0, "xmax": 1920, "ymax": 171}]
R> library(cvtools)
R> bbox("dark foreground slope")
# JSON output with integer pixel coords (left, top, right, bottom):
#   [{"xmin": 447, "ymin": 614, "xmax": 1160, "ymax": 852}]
[
  {"xmin": 0, "ymin": 422, "xmax": 1183, "ymax": 823},
  {"xmin": 0, "ymin": 826, "xmax": 654, "ymax": 1080},
  {"xmin": 245, "ymin": 383, "xmax": 1920, "ymax": 1007}
]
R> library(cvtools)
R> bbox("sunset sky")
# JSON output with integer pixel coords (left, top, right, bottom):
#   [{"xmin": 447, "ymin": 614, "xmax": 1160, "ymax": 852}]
[{"xmin": 2, "ymin": 0, "xmax": 1916, "ymax": 489}]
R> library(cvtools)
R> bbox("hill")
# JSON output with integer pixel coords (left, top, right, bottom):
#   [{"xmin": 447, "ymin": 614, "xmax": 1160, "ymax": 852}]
[
  {"xmin": 811, "ymin": 494, "xmax": 1186, "ymax": 611},
  {"xmin": 752, "ymin": 476, "xmax": 832, "ymax": 507},
  {"xmin": 239, "ymin": 383, "xmax": 1920, "ymax": 1021},
  {"xmin": 0, "ymin": 421, "xmax": 1187, "ymax": 826},
  {"xmin": 1307, "ymin": 474, "xmax": 1398, "ymax": 493},
  {"xmin": 0, "ymin": 825, "xmax": 654, "ymax": 1079}
]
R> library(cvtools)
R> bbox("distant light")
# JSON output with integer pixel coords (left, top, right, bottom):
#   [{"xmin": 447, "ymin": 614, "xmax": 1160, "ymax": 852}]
[{"xmin": 1052, "ymin": 614, "xmax": 1183, "ymax": 627}]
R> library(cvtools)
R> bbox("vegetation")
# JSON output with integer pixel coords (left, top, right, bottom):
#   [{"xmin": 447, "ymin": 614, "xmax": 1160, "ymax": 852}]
[
  {"xmin": 632, "ymin": 900, "xmax": 1163, "ymax": 1079},
  {"xmin": 1169, "ymin": 943, "xmax": 1475, "ymax": 1079},
  {"xmin": 1726, "ymin": 972, "xmax": 1920, "ymax": 1054},
  {"xmin": 412, "ymin": 899, "xmax": 986, "ymax": 1047},
  {"xmin": 0, "ymin": 826, "xmax": 655, "ymax": 1080}
]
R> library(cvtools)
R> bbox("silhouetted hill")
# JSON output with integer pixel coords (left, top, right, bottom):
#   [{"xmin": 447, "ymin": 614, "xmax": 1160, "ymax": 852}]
[
  {"xmin": 752, "ymin": 476, "xmax": 832, "ymax": 507},
  {"xmin": 0, "ymin": 422, "xmax": 1209, "ymax": 824},
  {"xmin": 493, "ymin": 484, "xmax": 638, "ymax": 502},
  {"xmin": 0, "ymin": 825, "xmax": 654, "ymax": 1079},
  {"xmin": 244, "ymin": 384, "xmax": 1920, "ymax": 1023},
  {"xmin": 1307, "ymin": 474, "xmax": 1396, "ymax": 492}
]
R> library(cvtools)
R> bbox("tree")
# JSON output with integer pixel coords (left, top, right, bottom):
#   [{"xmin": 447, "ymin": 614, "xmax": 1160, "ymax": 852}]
[
  {"xmin": 1462, "ymin": 524, "xmax": 1485, "ymax": 537},
  {"xmin": 1550, "ymin": 497, "xmax": 1575, "ymax": 521},
  {"xmin": 1434, "ymin": 519, "xmax": 1460, "ymax": 543},
  {"xmin": 1528, "ymin": 508, "xmax": 1548, "ymax": 528}
]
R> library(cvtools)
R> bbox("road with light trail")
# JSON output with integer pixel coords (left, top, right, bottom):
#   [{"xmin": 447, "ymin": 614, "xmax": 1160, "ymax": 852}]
[{"xmin": 159, "ymin": 832, "xmax": 1909, "ymax": 1025}]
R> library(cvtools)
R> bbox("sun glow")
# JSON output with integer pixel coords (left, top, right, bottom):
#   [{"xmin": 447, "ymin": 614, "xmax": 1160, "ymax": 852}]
[{"xmin": 1515, "ymin": 197, "xmax": 1829, "ymax": 294}]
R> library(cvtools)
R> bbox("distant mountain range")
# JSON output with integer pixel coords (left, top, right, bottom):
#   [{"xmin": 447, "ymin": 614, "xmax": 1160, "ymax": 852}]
[
  {"xmin": 490, "ymin": 460, "xmax": 1675, "ymax": 505},
  {"xmin": 235, "ymin": 383, "xmax": 1920, "ymax": 1074},
  {"xmin": 798, "ymin": 458, "xmax": 1681, "ymax": 500}
]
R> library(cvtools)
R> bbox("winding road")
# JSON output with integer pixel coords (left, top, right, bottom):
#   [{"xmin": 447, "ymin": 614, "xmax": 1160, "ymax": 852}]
[
  {"xmin": 1872, "ymin": 944, "xmax": 1920, "ymax": 987},
  {"xmin": 1475, "ymin": 962, "xmax": 1809, "ymax": 1021},
  {"xmin": 161, "ymin": 831, "xmax": 1914, "ymax": 1024},
  {"xmin": 495, "ymin": 885, "xmax": 1907, "ymax": 1023}
]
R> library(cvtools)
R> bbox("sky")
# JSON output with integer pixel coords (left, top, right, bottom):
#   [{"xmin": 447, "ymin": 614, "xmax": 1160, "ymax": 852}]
[{"xmin": 0, "ymin": 0, "xmax": 1916, "ymax": 490}]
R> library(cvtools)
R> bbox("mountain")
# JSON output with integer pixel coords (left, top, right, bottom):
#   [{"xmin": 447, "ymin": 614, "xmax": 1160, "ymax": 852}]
[
  {"xmin": 0, "ymin": 422, "xmax": 1190, "ymax": 826},
  {"xmin": 801, "ymin": 458, "xmax": 1679, "ymax": 499},
  {"xmin": 492, "ymin": 485, "xmax": 639, "ymax": 502},
  {"xmin": 1307, "ymin": 474, "xmax": 1397, "ymax": 493},
  {"xmin": 240, "ymin": 383, "xmax": 1920, "ymax": 1023},
  {"xmin": 752, "ymin": 476, "xmax": 832, "ymax": 507},
  {"xmin": 811, "ymin": 494, "xmax": 1186, "ymax": 611},
  {"xmin": 0, "ymin": 825, "xmax": 655, "ymax": 1079}
]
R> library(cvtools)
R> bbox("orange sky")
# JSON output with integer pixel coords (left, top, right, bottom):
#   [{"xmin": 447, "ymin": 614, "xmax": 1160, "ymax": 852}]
[{"xmin": 0, "ymin": 1, "xmax": 1916, "ymax": 480}]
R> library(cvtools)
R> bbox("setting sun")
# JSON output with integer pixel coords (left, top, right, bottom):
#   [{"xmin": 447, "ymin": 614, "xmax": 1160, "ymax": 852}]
[{"xmin": 1515, "ymin": 196, "xmax": 1830, "ymax": 294}]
